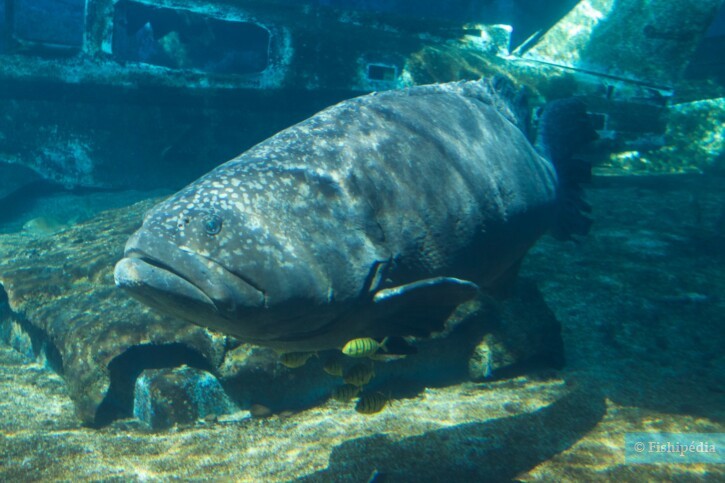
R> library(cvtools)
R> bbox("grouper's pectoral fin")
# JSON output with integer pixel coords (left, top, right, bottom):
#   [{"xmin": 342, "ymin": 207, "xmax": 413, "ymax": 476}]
[{"xmin": 372, "ymin": 277, "xmax": 480, "ymax": 338}]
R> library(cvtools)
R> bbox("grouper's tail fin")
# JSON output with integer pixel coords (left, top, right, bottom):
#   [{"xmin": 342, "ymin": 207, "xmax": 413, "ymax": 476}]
[{"xmin": 538, "ymin": 98, "xmax": 598, "ymax": 240}]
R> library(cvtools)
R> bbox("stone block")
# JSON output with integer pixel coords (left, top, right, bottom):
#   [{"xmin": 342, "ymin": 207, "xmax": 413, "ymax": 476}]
[{"xmin": 133, "ymin": 366, "xmax": 238, "ymax": 429}]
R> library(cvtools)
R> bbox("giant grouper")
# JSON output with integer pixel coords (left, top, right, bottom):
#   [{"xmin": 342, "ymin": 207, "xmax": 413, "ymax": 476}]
[{"xmin": 114, "ymin": 78, "xmax": 596, "ymax": 352}]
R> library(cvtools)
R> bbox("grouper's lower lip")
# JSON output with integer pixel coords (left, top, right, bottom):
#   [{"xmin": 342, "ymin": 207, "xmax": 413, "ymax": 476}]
[
  {"xmin": 114, "ymin": 229, "xmax": 266, "ymax": 319},
  {"xmin": 114, "ymin": 256, "xmax": 216, "ymax": 310}
]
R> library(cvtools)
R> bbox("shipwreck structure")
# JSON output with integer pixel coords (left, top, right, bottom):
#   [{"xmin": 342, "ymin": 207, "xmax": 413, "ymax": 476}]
[{"xmin": 0, "ymin": 0, "xmax": 722, "ymax": 200}]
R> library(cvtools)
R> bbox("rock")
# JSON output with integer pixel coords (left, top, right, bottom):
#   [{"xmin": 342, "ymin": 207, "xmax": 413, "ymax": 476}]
[
  {"xmin": 0, "ymin": 318, "xmax": 38, "ymax": 362},
  {"xmin": 468, "ymin": 279, "xmax": 565, "ymax": 380},
  {"xmin": 468, "ymin": 339, "xmax": 496, "ymax": 379},
  {"xmin": 0, "ymin": 198, "xmax": 228, "ymax": 426},
  {"xmin": 219, "ymin": 343, "xmax": 349, "ymax": 413},
  {"xmin": 133, "ymin": 366, "xmax": 238, "ymax": 430},
  {"xmin": 218, "ymin": 287, "xmax": 564, "ymax": 414}
]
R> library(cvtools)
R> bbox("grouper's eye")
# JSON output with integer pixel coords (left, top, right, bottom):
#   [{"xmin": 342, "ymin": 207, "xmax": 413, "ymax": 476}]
[{"xmin": 204, "ymin": 214, "xmax": 223, "ymax": 235}]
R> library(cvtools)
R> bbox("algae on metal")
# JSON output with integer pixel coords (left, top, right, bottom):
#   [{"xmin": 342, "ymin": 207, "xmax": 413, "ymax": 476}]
[
  {"xmin": 521, "ymin": 0, "xmax": 723, "ymax": 87},
  {"xmin": 596, "ymin": 97, "xmax": 725, "ymax": 174}
]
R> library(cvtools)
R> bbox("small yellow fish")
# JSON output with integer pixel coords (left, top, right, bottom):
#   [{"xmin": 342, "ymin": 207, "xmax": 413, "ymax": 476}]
[
  {"xmin": 355, "ymin": 392, "xmax": 387, "ymax": 415},
  {"xmin": 279, "ymin": 351, "xmax": 315, "ymax": 368},
  {"xmin": 344, "ymin": 363, "xmax": 375, "ymax": 386},
  {"xmin": 249, "ymin": 404, "xmax": 273, "ymax": 418},
  {"xmin": 341, "ymin": 337, "xmax": 384, "ymax": 358},
  {"xmin": 331, "ymin": 384, "xmax": 360, "ymax": 402},
  {"xmin": 323, "ymin": 359, "xmax": 344, "ymax": 377},
  {"xmin": 22, "ymin": 216, "xmax": 67, "ymax": 236}
]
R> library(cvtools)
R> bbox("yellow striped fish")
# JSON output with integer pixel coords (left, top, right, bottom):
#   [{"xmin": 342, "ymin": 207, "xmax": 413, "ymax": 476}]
[
  {"xmin": 343, "ymin": 363, "xmax": 375, "ymax": 386},
  {"xmin": 279, "ymin": 351, "xmax": 315, "ymax": 368},
  {"xmin": 331, "ymin": 384, "xmax": 361, "ymax": 402},
  {"xmin": 341, "ymin": 337, "xmax": 384, "ymax": 358},
  {"xmin": 355, "ymin": 392, "xmax": 387, "ymax": 415},
  {"xmin": 323, "ymin": 359, "xmax": 344, "ymax": 377}
]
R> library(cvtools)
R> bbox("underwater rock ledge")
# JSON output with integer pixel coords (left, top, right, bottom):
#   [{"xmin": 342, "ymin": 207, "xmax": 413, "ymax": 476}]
[{"xmin": 0, "ymin": 198, "xmax": 228, "ymax": 425}]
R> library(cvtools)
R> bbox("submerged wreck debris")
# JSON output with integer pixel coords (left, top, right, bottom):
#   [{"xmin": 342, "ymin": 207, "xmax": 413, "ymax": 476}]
[{"xmin": 0, "ymin": 0, "xmax": 722, "ymax": 205}]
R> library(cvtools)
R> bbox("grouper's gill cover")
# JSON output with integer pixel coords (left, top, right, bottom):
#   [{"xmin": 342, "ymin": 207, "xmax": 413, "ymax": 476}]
[{"xmin": 114, "ymin": 79, "xmax": 592, "ymax": 351}]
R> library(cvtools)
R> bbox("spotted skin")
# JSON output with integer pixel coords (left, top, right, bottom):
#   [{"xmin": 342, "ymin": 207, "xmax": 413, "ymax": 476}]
[{"xmin": 114, "ymin": 80, "xmax": 559, "ymax": 351}]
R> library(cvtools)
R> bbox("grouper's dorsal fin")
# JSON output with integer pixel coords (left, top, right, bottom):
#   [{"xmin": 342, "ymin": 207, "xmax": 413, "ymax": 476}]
[{"xmin": 372, "ymin": 277, "xmax": 479, "ymax": 337}]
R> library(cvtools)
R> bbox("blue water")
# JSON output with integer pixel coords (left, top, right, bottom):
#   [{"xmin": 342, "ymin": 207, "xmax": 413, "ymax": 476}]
[{"xmin": 0, "ymin": 1, "xmax": 723, "ymax": 480}]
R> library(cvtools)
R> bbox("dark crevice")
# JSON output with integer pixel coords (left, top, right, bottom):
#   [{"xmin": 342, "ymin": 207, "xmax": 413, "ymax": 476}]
[
  {"xmin": 367, "ymin": 63, "xmax": 397, "ymax": 81},
  {"xmin": 94, "ymin": 343, "xmax": 214, "ymax": 427},
  {"xmin": 0, "ymin": 285, "xmax": 64, "ymax": 374}
]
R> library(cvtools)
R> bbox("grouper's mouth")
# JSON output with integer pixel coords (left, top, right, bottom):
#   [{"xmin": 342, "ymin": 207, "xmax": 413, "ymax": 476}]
[{"xmin": 113, "ymin": 229, "xmax": 265, "ymax": 325}]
